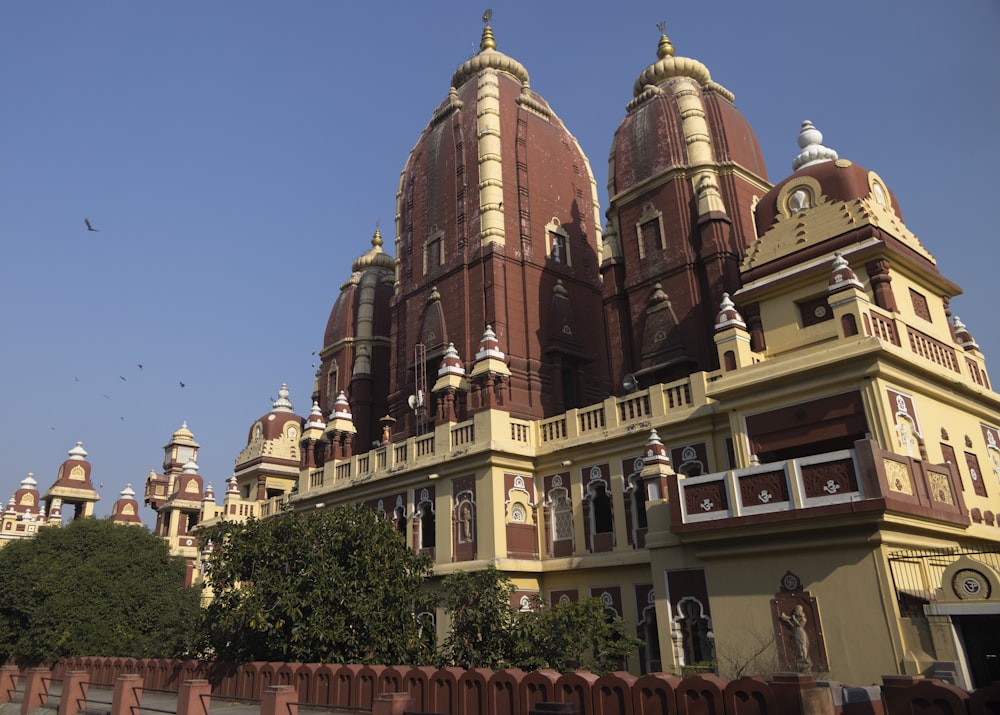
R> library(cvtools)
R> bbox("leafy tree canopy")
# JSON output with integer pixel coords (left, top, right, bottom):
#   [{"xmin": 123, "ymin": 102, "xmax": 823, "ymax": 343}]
[
  {"xmin": 0, "ymin": 519, "xmax": 200, "ymax": 663},
  {"xmin": 513, "ymin": 595, "xmax": 644, "ymax": 674},
  {"xmin": 438, "ymin": 566, "xmax": 644, "ymax": 674},
  {"xmin": 438, "ymin": 566, "xmax": 516, "ymax": 669},
  {"xmin": 199, "ymin": 504, "xmax": 433, "ymax": 664}
]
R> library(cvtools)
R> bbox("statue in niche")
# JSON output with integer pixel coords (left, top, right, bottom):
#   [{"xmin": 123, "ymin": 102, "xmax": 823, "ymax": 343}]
[
  {"xmin": 779, "ymin": 604, "xmax": 811, "ymax": 672},
  {"xmin": 459, "ymin": 502, "xmax": 473, "ymax": 542},
  {"xmin": 771, "ymin": 573, "xmax": 828, "ymax": 673}
]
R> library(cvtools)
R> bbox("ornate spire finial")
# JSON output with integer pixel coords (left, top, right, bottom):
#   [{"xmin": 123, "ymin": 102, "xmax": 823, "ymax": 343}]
[
  {"xmin": 480, "ymin": 9, "xmax": 496, "ymax": 51},
  {"xmin": 272, "ymin": 383, "xmax": 294, "ymax": 412},
  {"xmin": 793, "ymin": 120, "xmax": 838, "ymax": 170},
  {"xmin": 372, "ymin": 223, "xmax": 382, "ymax": 248},
  {"xmin": 656, "ymin": 21, "xmax": 675, "ymax": 59}
]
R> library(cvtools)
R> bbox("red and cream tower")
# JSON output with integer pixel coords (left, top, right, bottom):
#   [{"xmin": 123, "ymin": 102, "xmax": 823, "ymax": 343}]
[
  {"xmin": 42, "ymin": 440, "xmax": 100, "ymax": 520},
  {"xmin": 603, "ymin": 29, "xmax": 771, "ymax": 387},
  {"xmin": 389, "ymin": 16, "xmax": 612, "ymax": 437},
  {"xmin": 144, "ymin": 422, "xmax": 203, "ymax": 551}
]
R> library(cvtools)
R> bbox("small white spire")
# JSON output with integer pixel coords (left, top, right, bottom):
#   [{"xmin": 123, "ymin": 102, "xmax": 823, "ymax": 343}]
[
  {"xmin": 793, "ymin": 120, "xmax": 838, "ymax": 170},
  {"xmin": 67, "ymin": 441, "xmax": 88, "ymax": 460},
  {"xmin": 305, "ymin": 400, "xmax": 326, "ymax": 429},
  {"xmin": 272, "ymin": 383, "xmax": 294, "ymax": 412}
]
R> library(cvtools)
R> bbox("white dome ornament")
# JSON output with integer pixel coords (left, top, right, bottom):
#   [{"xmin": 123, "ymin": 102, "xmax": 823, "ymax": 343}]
[{"xmin": 792, "ymin": 120, "xmax": 839, "ymax": 171}]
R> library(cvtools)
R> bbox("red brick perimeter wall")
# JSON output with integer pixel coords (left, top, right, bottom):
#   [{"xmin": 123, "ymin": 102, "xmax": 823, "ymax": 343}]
[{"xmin": 18, "ymin": 658, "xmax": 998, "ymax": 715}]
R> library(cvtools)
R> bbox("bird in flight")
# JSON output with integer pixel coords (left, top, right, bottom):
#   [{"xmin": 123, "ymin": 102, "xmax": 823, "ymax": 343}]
[
  {"xmin": 137, "ymin": 363, "xmax": 143, "ymax": 370},
  {"xmin": 85, "ymin": 218, "xmax": 99, "ymax": 232},
  {"xmin": 179, "ymin": 381, "xmax": 186, "ymax": 388},
  {"xmin": 119, "ymin": 375, "xmax": 127, "ymax": 381}
]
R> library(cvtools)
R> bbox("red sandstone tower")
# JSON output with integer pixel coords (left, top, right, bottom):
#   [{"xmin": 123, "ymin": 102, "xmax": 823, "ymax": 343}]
[
  {"xmin": 387, "ymin": 19, "xmax": 612, "ymax": 436},
  {"xmin": 603, "ymin": 30, "xmax": 770, "ymax": 387}
]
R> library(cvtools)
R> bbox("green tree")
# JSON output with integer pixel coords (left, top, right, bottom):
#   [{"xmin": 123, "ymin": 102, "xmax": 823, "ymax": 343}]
[
  {"xmin": 0, "ymin": 519, "xmax": 200, "ymax": 663},
  {"xmin": 199, "ymin": 503, "xmax": 433, "ymax": 664},
  {"xmin": 438, "ymin": 566, "xmax": 516, "ymax": 668},
  {"xmin": 513, "ymin": 596, "xmax": 644, "ymax": 674},
  {"xmin": 438, "ymin": 567, "xmax": 644, "ymax": 674}
]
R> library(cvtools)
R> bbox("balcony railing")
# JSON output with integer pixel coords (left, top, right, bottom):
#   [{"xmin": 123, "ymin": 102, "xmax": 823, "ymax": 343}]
[
  {"xmin": 669, "ymin": 440, "xmax": 967, "ymax": 533},
  {"xmin": 306, "ymin": 374, "xmax": 704, "ymax": 493},
  {"xmin": 674, "ymin": 449, "xmax": 863, "ymax": 525}
]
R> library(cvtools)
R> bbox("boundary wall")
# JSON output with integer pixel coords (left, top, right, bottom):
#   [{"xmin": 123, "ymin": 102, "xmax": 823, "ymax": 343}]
[{"xmin": 0, "ymin": 659, "xmax": 996, "ymax": 715}]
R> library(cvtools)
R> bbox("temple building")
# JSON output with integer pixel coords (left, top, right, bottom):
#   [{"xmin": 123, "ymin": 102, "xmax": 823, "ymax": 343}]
[{"xmin": 167, "ymin": 20, "xmax": 999, "ymax": 688}]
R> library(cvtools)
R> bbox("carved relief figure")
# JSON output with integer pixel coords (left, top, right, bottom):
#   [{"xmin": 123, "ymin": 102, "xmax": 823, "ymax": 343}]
[{"xmin": 779, "ymin": 604, "xmax": 811, "ymax": 672}]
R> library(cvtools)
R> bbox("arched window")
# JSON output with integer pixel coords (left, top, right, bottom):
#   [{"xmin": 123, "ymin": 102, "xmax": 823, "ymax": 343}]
[
  {"xmin": 393, "ymin": 505, "xmax": 407, "ymax": 537},
  {"xmin": 589, "ymin": 481, "xmax": 613, "ymax": 534},
  {"xmin": 419, "ymin": 501, "xmax": 435, "ymax": 550},
  {"xmin": 673, "ymin": 597, "xmax": 714, "ymax": 667},
  {"xmin": 551, "ymin": 488, "xmax": 573, "ymax": 542}
]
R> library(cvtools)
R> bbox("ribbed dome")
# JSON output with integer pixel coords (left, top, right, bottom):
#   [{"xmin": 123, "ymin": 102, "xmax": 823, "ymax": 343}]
[
  {"xmin": 396, "ymin": 21, "xmax": 602, "ymax": 285},
  {"xmin": 323, "ymin": 230, "xmax": 395, "ymax": 350},
  {"xmin": 390, "ymin": 16, "xmax": 611, "ymax": 424},
  {"xmin": 610, "ymin": 32, "xmax": 767, "ymax": 197},
  {"xmin": 169, "ymin": 421, "xmax": 198, "ymax": 447},
  {"xmin": 352, "ymin": 228, "xmax": 395, "ymax": 273},
  {"xmin": 451, "ymin": 23, "xmax": 529, "ymax": 90}
]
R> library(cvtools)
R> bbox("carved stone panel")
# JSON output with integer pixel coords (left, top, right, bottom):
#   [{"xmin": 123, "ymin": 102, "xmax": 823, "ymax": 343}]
[
  {"xmin": 927, "ymin": 472, "xmax": 956, "ymax": 506},
  {"xmin": 738, "ymin": 470, "xmax": 789, "ymax": 507},
  {"xmin": 801, "ymin": 459, "xmax": 858, "ymax": 498},
  {"xmin": 771, "ymin": 586, "xmax": 829, "ymax": 673},
  {"xmin": 683, "ymin": 480, "xmax": 728, "ymax": 516},
  {"xmin": 884, "ymin": 459, "xmax": 914, "ymax": 495}
]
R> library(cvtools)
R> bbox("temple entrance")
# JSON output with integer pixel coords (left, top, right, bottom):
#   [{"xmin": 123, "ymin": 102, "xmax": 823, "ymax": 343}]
[{"xmin": 955, "ymin": 614, "xmax": 1000, "ymax": 687}]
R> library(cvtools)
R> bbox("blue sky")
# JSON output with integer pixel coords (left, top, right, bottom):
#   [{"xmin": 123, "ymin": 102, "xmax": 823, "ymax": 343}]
[{"xmin": 2, "ymin": 1, "xmax": 998, "ymax": 523}]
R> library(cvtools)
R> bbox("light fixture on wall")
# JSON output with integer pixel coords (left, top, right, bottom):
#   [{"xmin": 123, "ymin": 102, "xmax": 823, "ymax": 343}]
[
  {"xmin": 428, "ymin": 473, "xmax": 440, "ymax": 480},
  {"xmin": 560, "ymin": 460, "xmax": 573, "ymax": 467}
]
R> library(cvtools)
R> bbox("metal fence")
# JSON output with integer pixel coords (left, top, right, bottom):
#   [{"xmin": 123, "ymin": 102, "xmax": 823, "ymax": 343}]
[{"xmin": 887, "ymin": 545, "xmax": 1000, "ymax": 617}]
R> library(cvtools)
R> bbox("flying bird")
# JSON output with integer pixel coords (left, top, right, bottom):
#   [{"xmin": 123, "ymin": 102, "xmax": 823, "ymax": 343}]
[
  {"xmin": 119, "ymin": 375, "xmax": 126, "ymax": 381},
  {"xmin": 84, "ymin": 218, "xmax": 99, "ymax": 232},
  {"xmin": 179, "ymin": 381, "xmax": 186, "ymax": 388},
  {"xmin": 137, "ymin": 363, "xmax": 143, "ymax": 370}
]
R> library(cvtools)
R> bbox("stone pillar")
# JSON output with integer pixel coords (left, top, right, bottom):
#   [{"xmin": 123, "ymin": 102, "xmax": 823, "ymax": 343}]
[
  {"xmin": 743, "ymin": 302, "xmax": 766, "ymax": 353},
  {"xmin": 177, "ymin": 679, "xmax": 212, "ymax": 715},
  {"xmin": 57, "ymin": 671, "xmax": 89, "ymax": 715},
  {"xmin": 372, "ymin": 692, "xmax": 416, "ymax": 715},
  {"xmin": 110, "ymin": 674, "xmax": 142, "ymax": 715},
  {"xmin": 866, "ymin": 259, "xmax": 897, "ymax": 312},
  {"xmin": 0, "ymin": 666, "xmax": 19, "ymax": 704},
  {"xmin": 20, "ymin": 667, "xmax": 50, "ymax": 715},
  {"xmin": 260, "ymin": 685, "xmax": 297, "ymax": 715}
]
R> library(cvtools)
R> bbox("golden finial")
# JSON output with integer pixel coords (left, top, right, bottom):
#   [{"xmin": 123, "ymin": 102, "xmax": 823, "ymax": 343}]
[
  {"xmin": 372, "ymin": 221, "xmax": 383, "ymax": 248},
  {"xmin": 480, "ymin": 9, "xmax": 496, "ymax": 51},
  {"xmin": 656, "ymin": 21, "xmax": 675, "ymax": 59}
]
